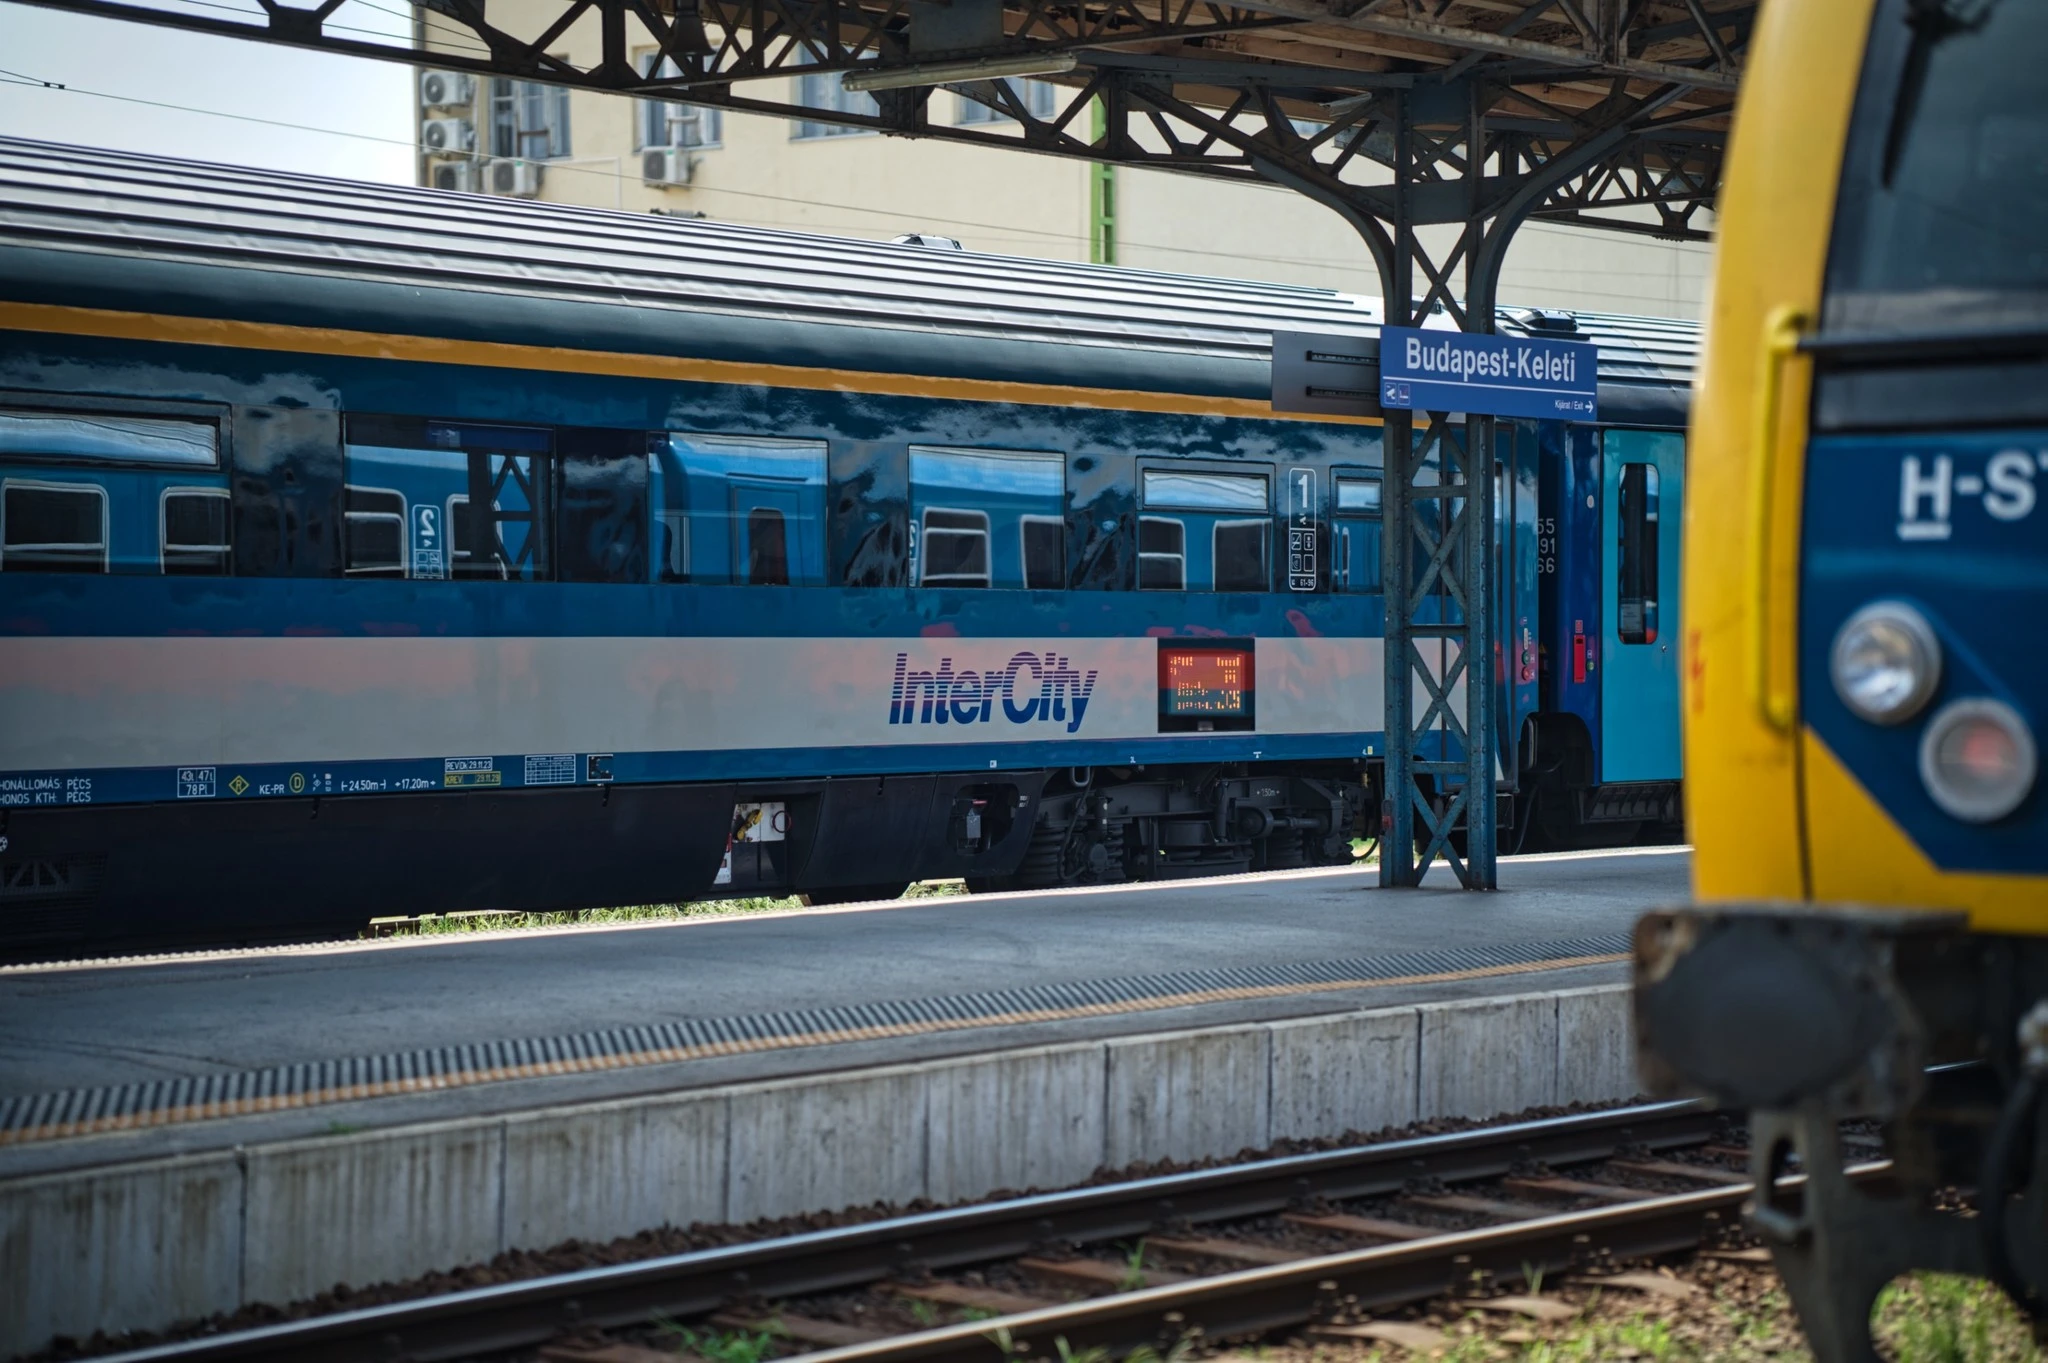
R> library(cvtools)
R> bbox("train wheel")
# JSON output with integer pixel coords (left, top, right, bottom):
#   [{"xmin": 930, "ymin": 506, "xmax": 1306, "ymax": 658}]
[
  {"xmin": 1013, "ymin": 818, "xmax": 1125, "ymax": 889},
  {"xmin": 1260, "ymin": 831, "xmax": 1313, "ymax": 870}
]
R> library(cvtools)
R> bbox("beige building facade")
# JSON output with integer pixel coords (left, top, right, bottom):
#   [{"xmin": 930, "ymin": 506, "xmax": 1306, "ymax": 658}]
[{"xmin": 415, "ymin": 15, "xmax": 1710, "ymax": 320}]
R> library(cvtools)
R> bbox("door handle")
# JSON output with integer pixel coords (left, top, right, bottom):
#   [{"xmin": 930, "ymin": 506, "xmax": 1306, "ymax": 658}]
[{"xmin": 1746, "ymin": 304, "xmax": 1809, "ymax": 733}]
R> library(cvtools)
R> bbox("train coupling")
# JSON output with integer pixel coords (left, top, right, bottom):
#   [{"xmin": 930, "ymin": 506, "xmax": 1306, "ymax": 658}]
[{"xmin": 1632, "ymin": 903, "xmax": 1967, "ymax": 1118}]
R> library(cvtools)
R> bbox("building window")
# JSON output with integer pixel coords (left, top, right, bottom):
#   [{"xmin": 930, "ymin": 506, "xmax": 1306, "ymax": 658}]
[
  {"xmin": 638, "ymin": 53, "xmax": 720, "ymax": 148},
  {"xmin": 1, "ymin": 480, "xmax": 108, "ymax": 573},
  {"xmin": 491, "ymin": 78, "xmax": 571, "ymax": 159},
  {"xmin": 956, "ymin": 78, "xmax": 1058, "ymax": 124},
  {"xmin": 793, "ymin": 72, "xmax": 878, "ymax": 138}
]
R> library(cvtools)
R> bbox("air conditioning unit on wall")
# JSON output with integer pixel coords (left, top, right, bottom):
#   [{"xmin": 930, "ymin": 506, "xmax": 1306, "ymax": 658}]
[
  {"xmin": 489, "ymin": 159, "xmax": 543, "ymax": 197},
  {"xmin": 420, "ymin": 118, "xmax": 475, "ymax": 155},
  {"xmin": 420, "ymin": 70, "xmax": 474, "ymax": 109},
  {"xmin": 430, "ymin": 160, "xmax": 479, "ymax": 193},
  {"xmin": 642, "ymin": 147, "xmax": 693, "ymax": 187}
]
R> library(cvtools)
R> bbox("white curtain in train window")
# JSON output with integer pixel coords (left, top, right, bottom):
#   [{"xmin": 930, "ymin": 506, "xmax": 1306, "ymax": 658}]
[
  {"xmin": 0, "ymin": 409, "xmax": 226, "ymax": 574},
  {"xmin": 1138, "ymin": 468, "xmax": 1272, "ymax": 592},
  {"xmin": 908, "ymin": 447, "xmax": 1064, "ymax": 590},
  {"xmin": 650, "ymin": 434, "xmax": 827, "ymax": 586}
]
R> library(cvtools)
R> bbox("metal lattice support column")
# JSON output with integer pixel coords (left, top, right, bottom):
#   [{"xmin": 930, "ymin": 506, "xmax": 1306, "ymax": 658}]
[
  {"xmin": 1374, "ymin": 86, "xmax": 1500, "ymax": 891},
  {"xmin": 1379, "ymin": 410, "xmax": 1497, "ymax": 888}
]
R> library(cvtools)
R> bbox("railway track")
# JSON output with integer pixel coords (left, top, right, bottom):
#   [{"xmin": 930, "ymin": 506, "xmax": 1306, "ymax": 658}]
[{"xmin": 99, "ymin": 1101, "xmax": 1812, "ymax": 1363}]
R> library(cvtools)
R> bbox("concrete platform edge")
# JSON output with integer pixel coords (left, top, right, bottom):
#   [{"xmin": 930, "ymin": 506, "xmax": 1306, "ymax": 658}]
[{"xmin": 0, "ymin": 982, "xmax": 1635, "ymax": 1356}]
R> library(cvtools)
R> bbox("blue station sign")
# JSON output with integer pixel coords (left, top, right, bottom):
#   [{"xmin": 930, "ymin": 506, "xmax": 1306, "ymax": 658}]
[{"xmin": 1378, "ymin": 325, "xmax": 1598, "ymax": 421}]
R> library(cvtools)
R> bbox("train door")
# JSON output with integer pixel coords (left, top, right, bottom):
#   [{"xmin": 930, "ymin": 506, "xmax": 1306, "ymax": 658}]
[
  {"xmin": 1599, "ymin": 428, "xmax": 1683, "ymax": 781},
  {"xmin": 1331, "ymin": 470, "xmax": 1382, "ymax": 594},
  {"xmin": 1497, "ymin": 426, "xmax": 1540, "ymax": 786}
]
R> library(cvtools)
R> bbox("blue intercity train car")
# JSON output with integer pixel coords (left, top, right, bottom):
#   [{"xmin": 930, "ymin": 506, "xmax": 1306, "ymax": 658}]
[{"xmin": 0, "ymin": 138, "xmax": 1696, "ymax": 953}]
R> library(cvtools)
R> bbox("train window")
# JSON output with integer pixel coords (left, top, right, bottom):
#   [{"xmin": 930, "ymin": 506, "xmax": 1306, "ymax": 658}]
[
  {"xmin": 447, "ymin": 497, "xmax": 497, "ymax": 579},
  {"xmin": 0, "ymin": 410, "xmax": 217, "ymax": 468},
  {"xmin": 654, "ymin": 434, "xmax": 826, "ymax": 586},
  {"xmin": 1022, "ymin": 515, "xmax": 1064, "ymax": 590},
  {"xmin": 1617, "ymin": 462, "xmax": 1659, "ymax": 645},
  {"xmin": 920, "ymin": 508, "xmax": 992, "ymax": 588},
  {"xmin": 342, "ymin": 417, "xmax": 552, "ymax": 582},
  {"xmin": 1333, "ymin": 474, "xmax": 1382, "ymax": 593},
  {"xmin": 1823, "ymin": 0, "xmax": 2048, "ymax": 334},
  {"xmin": 343, "ymin": 486, "xmax": 406, "ymax": 576},
  {"xmin": 908, "ymin": 447, "xmax": 1063, "ymax": 589},
  {"xmin": 1, "ymin": 480, "xmax": 108, "ymax": 572},
  {"xmin": 1213, "ymin": 520, "xmax": 1269, "ymax": 593},
  {"xmin": 557, "ymin": 429, "xmax": 650, "ymax": 585},
  {"xmin": 1140, "ymin": 468, "xmax": 1271, "ymax": 592},
  {"xmin": 160, "ymin": 488, "xmax": 230, "ymax": 575},
  {"xmin": 1141, "ymin": 470, "xmax": 1268, "ymax": 513},
  {"xmin": 1334, "ymin": 475, "xmax": 1381, "ymax": 515},
  {"xmin": 744, "ymin": 507, "xmax": 790, "ymax": 585},
  {"xmin": 1138, "ymin": 516, "xmax": 1186, "ymax": 590}
]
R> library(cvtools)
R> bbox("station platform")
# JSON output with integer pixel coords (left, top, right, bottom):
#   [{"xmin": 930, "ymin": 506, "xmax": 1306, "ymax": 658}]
[
  {"xmin": 1, "ymin": 847, "xmax": 1687, "ymax": 1354},
  {"xmin": 0, "ymin": 846, "xmax": 1681, "ymax": 1177}
]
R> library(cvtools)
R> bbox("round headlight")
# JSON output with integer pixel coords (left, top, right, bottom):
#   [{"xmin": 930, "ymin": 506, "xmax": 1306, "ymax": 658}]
[
  {"xmin": 1920, "ymin": 698, "xmax": 2038, "ymax": 824},
  {"xmin": 1830, "ymin": 601, "xmax": 1941, "ymax": 725}
]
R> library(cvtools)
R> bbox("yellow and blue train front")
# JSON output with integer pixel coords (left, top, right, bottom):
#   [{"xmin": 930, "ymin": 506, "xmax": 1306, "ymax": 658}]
[{"xmin": 1638, "ymin": 0, "xmax": 2048, "ymax": 1106}]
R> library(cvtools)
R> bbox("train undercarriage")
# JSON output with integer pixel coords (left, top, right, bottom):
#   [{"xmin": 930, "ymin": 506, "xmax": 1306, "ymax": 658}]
[{"xmin": 0, "ymin": 725, "xmax": 1671, "ymax": 957}]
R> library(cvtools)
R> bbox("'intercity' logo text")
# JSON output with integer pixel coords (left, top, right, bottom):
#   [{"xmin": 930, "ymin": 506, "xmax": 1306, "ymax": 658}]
[{"xmin": 888, "ymin": 651, "xmax": 1099, "ymax": 733}]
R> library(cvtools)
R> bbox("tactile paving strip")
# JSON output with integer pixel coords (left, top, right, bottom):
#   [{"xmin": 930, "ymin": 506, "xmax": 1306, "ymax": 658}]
[{"xmin": 0, "ymin": 932, "xmax": 1629, "ymax": 1146}]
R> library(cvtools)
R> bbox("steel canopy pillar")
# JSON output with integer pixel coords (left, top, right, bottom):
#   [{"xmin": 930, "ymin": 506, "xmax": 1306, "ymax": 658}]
[{"xmin": 1377, "ymin": 81, "xmax": 1501, "ymax": 891}]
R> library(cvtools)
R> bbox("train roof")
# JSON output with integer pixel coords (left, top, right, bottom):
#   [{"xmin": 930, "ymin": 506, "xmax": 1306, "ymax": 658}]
[{"xmin": 0, "ymin": 137, "xmax": 1697, "ymax": 418}]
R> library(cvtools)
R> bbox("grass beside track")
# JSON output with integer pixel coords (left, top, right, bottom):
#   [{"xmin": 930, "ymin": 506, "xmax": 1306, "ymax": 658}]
[
  {"xmin": 364, "ymin": 844, "xmax": 1382, "ymax": 941},
  {"xmin": 362, "ymin": 880, "xmax": 970, "ymax": 938},
  {"xmin": 1236, "ymin": 1268, "xmax": 2041, "ymax": 1363}
]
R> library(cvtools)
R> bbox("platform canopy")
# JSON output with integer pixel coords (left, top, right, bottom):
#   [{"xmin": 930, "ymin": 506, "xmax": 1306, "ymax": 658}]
[{"xmin": 22, "ymin": 0, "xmax": 1744, "ymax": 246}]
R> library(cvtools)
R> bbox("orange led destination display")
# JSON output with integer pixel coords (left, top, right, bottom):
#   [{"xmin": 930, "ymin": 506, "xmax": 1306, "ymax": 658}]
[{"xmin": 1159, "ymin": 646, "xmax": 1254, "ymax": 716}]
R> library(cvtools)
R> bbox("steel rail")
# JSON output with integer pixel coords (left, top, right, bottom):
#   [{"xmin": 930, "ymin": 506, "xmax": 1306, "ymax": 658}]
[
  {"xmin": 791, "ymin": 1178, "xmax": 1806, "ymax": 1363},
  {"xmin": 98, "ymin": 1100, "xmax": 1723, "ymax": 1363}
]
